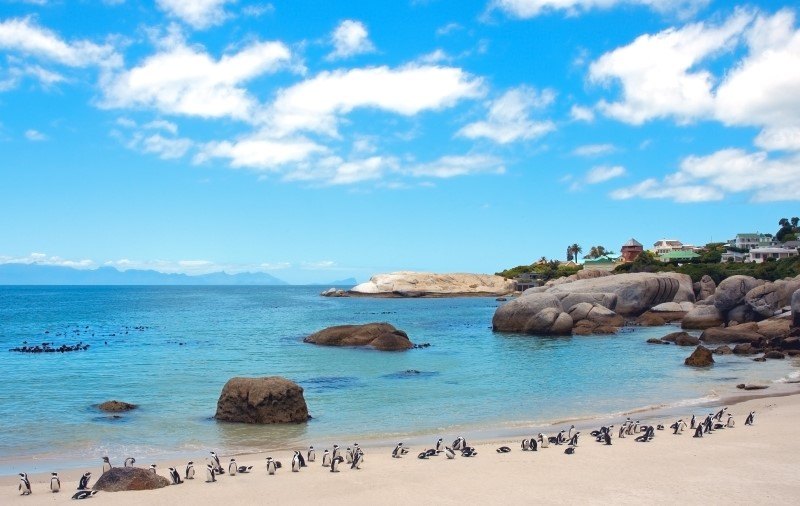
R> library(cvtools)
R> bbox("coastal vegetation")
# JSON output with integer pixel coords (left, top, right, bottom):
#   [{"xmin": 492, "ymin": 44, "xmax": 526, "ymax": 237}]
[{"xmin": 496, "ymin": 260, "xmax": 581, "ymax": 282}]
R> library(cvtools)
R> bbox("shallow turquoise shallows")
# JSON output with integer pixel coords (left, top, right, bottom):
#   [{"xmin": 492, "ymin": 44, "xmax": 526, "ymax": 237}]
[{"xmin": 1, "ymin": 286, "xmax": 796, "ymax": 474}]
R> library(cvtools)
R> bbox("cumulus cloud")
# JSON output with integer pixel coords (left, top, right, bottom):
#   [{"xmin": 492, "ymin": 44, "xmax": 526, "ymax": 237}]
[
  {"xmin": 490, "ymin": 0, "xmax": 709, "ymax": 19},
  {"xmin": 100, "ymin": 31, "xmax": 294, "ymax": 120},
  {"xmin": 405, "ymin": 154, "xmax": 505, "ymax": 178},
  {"xmin": 570, "ymin": 104, "xmax": 595, "ymax": 122},
  {"xmin": 457, "ymin": 85, "xmax": 555, "ymax": 144},
  {"xmin": 263, "ymin": 64, "xmax": 484, "ymax": 136},
  {"xmin": 195, "ymin": 132, "xmax": 327, "ymax": 171},
  {"xmin": 572, "ymin": 143, "xmax": 616, "ymax": 157},
  {"xmin": 24, "ymin": 128, "xmax": 47, "ymax": 141},
  {"xmin": 327, "ymin": 20, "xmax": 375, "ymax": 60},
  {"xmin": 585, "ymin": 165, "xmax": 626, "ymax": 183},
  {"xmin": 156, "ymin": 0, "xmax": 233, "ymax": 29}
]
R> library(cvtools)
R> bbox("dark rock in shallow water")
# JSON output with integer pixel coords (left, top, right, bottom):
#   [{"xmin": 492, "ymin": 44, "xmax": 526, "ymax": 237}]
[
  {"xmin": 646, "ymin": 338, "xmax": 668, "ymax": 345},
  {"xmin": 713, "ymin": 345, "xmax": 733, "ymax": 355},
  {"xmin": 684, "ymin": 345, "xmax": 714, "ymax": 367},
  {"xmin": 303, "ymin": 323, "xmax": 414, "ymax": 351},
  {"xmin": 215, "ymin": 376, "xmax": 309, "ymax": 424},
  {"xmin": 98, "ymin": 400, "xmax": 137, "ymax": 413},
  {"xmin": 764, "ymin": 350, "xmax": 786, "ymax": 359},
  {"xmin": 93, "ymin": 467, "xmax": 169, "ymax": 492},
  {"xmin": 737, "ymin": 383, "xmax": 769, "ymax": 390}
]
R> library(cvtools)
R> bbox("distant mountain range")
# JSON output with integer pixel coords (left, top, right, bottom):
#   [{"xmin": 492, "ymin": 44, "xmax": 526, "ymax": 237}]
[{"xmin": 0, "ymin": 264, "xmax": 288, "ymax": 285}]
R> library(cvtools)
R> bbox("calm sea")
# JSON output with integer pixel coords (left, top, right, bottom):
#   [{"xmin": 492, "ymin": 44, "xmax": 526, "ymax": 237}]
[{"xmin": 1, "ymin": 286, "xmax": 796, "ymax": 475}]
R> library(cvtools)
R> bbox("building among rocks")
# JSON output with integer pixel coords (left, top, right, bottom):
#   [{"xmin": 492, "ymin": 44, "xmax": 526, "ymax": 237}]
[{"xmin": 620, "ymin": 238, "xmax": 643, "ymax": 262}]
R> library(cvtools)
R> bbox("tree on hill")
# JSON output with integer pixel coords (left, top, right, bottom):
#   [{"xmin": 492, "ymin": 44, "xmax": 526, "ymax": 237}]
[
  {"xmin": 566, "ymin": 247, "xmax": 574, "ymax": 261},
  {"xmin": 569, "ymin": 243, "xmax": 583, "ymax": 263},
  {"xmin": 777, "ymin": 216, "xmax": 800, "ymax": 242},
  {"xmin": 586, "ymin": 245, "xmax": 616, "ymax": 259}
]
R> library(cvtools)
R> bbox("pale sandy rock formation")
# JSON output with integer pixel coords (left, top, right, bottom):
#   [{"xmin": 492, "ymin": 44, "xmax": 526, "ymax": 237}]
[
  {"xmin": 682, "ymin": 305, "xmax": 725, "ymax": 329},
  {"xmin": 350, "ymin": 272, "xmax": 515, "ymax": 297},
  {"xmin": 714, "ymin": 275, "xmax": 765, "ymax": 312},
  {"xmin": 745, "ymin": 278, "xmax": 800, "ymax": 317},
  {"xmin": 492, "ymin": 293, "xmax": 572, "ymax": 335},
  {"xmin": 698, "ymin": 275, "xmax": 716, "ymax": 301}
]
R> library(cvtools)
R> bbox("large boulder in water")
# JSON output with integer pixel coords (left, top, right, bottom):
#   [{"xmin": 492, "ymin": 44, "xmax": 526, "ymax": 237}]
[
  {"xmin": 544, "ymin": 272, "xmax": 686, "ymax": 315},
  {"xmin": 714, "ymin": 275, "xmax": 765, "ymax": 313},
  {"xmin": 682, "ymin": 305, "xmax": 724, "ymax": 329},
  {"xmin": 98, "ymin": 400, "xmax": 137, "ymax": 412},
  {"xmin": 492, "ymin": 293, "xmax": 572, "ymax": 335},
  {"xmin": 93, "ymin": 467, "xmax": 169, "ymax": 492},
  {"xmin": 215, "ymin": 377, "xmax": 309, "ymax": 424},
  {"xmin": 303, "ymin": 323, "xmax": 413, "ymax": 351},
  {"xmin": 685, "ymin": 345, "xmax": 714, "ymax": 367}
]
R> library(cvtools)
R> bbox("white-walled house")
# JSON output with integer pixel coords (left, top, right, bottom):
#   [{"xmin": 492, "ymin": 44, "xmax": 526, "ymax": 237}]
[{"xmin": 747, "ymin": 247, "xmax": 798, "ymax": 263}]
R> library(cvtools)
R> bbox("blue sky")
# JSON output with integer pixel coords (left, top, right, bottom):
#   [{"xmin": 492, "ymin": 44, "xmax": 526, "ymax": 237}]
[{"xmin": 1, "ymin": 0, "xmax": 799, "ymax": 283}]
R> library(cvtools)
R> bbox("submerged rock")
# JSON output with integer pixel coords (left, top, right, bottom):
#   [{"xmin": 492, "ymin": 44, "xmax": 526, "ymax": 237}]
[
  {"xmin": 98, "ymin": 400, "xmax": 137, "ymax": 413},
  {"xmin": 684, "ymin": 345, "xmax": 714, "ymax": 367},
  {"xmin": 303, "ymin": 323, "xmax": 413, "ymax": 351},
  {"xmin": 215, "ymin": 376, "xmax": 309, "ymax": 424},
  {"xmin": 93, "ymin": 467, "xmax": 169, "ymax": 492}
]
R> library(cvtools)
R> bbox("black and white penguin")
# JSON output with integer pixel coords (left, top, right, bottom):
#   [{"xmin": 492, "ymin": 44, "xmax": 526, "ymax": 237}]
[
  {"xmin": 690, "ymin": 414, "xmax": 696, "ymax": 429},
  {"xmin": 78, "ymin": 472, "xmax": 92, "ymax": 490},
  {"xmin": 568, "ymin": 432, "xmax": 580, "ymax": 447},
  {"xmin": 529, "ymin": 437, "xmax": 538, "ymax": 451},
  {"xmin": 346, "ymin": 447, "xmax": 354, "ymax": 464},
  {"xmin": 564, "ymin": 447, "xmax": 575, "ymax": 455},
  {"xmin": 417, "ymin": 452, "xmax": 429, "ymax": 460},
  {"xmin": 71, "ymin": 490, "xmax": 98, "ymax": 500},
  {"xmin": 168, "ymin": 467, "xmax": 182, "ymax": 485},
  {"xmin": 568, "ymin": 425, "xmax": 576, "ymax": 439},
  {"xmin": 726, "ymin": 414, "xmax": 735, "ymax": 428},
  {"xmin": 496, "ymin": 446, "xmax": 512, "ymax": 453},
  {"xmin": 185, "ymin": 461, "xmax": 195, "ymax": 480},
  {"xmin": 461, "ymin": 447, "xmax": 477, "ymax": 457},
  {"xmin": 322, "ymin": 450, "xmax": 331, "ymax": 467},
  {"xmin": 435, "ymin": 438, "xmax": 444, "ymax": 453},
  {"xmin": 307, "ymin": 446, "xmax": 316, "ymax": 463},
  {"xmin": 555, "ymin": 430, "xmax": 566, "ymax": 445},
  {"xmin": 124, "ymin": 457, "xmax": 135, "ymax": 468},
  {"xmin": 452, "ymin": 436, "xmax": 466, "ymax": 451},
  {"xmin": 693, "ymin": 424, "xmax": 704, "ymax": 438},
  {"xmin": 228, "ymin": 459, "xmax": 237, "ymax": 476},
  {"xmin": 618, "ymin": 424, "xmax": 626, "ymax": 439},
  {"xmin": 298, "ymin": 450, "xmax": 307, "ymax": 467},
  {"xmin": 603, "ymin": 432, "xmax": 612, "ymax": 445},
  {"xmin": 50, "ymin": 472, "xmax": 61, "ymax": 493},
  {"xmin": 102, "ymin": 457, "xmax": 111, "ymax": 473},
  {"xmin": 149, "ymin": 464, "xmax": 157, "ymax": 474},
  {"xmin": 239, "ymin": 465, "xmax": 253, "ymax": 473},
  {"xmin": 330, "ymin": 456, "xmax": 344, "ymax": 473},
  {"xmin": 353, "ymin": 444, "xmax": 361, "ymax": 458},
  {"xmin": 351, "ymin": 449, "xmax": 363, "ymax": 470},
  {"xmin": 444, "ymin": 447, "xmax": 456, "ymax": 459},
  {"xmin": 332, "ymin": 445, "xmax": 341, "ymax": 461},
  {"xmin": 521, "ymin": 439, "xmax": 530, "ymax": 451},
  {"xmin": 538, "ymin": 433, "xmax": 549, "ymax": 448},
  {"xmin": 745, "ymin": 411, "xmax": 755, "ymax": 426},
  {"xmin": 715, "ymin": 407, "xmax": 727, "ymax": 421},
  {"xmin": 19, "ymin": 473, "xmax": 32, "ymax": 495},
  {"xmin": 210, "ymin": 452, "xmax": 224, "ymax": 474},
  {"xmin": 291, "ymin": 452, "xmax": 301, "ymax": 472},
  {"xmin": 205, "ymin": 463, "xmax": 216, "ymax": 482},
  {"xmin": 392, "ymin": 442, "xmax": 404, "ymax": 458},
  {"xmin": 266, "ymin": 457, "xmax": 278, "ymax": 475}
]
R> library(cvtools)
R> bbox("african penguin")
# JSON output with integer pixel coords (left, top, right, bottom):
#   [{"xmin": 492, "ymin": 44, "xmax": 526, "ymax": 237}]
[
  {"xmin": 351, "ymin": 449, "xmax": 363, "ymax": 470},
  {"xmin": 266, "ymin": 457, "xmax": 277, "ymax": 475},
  {"xmin": 19, "ymin": 473, "xmax": 32, "ymax": 495},
  {"xmin": 444, "ymin": 447, "xmax": 456, "ymax": 459},
  {"xmin": 205, "ymin": 463, "xmax": 216, "ymax": 482},
  {"xmin": 124, "ymin": 457, "xmax": 135, "ymax": 468},
  {"xmin": 291, "ymin": 452, "xmax": 301, "ymax": 472},
  {"xmin": 185, "ymin": 461, "xmax": 195, "ymax": 480},
  {"xmin": 168, "ymin": 467, "xmax": 182, "ymax": 485},
  {"xmin": 307, "ymin": 446, "xmax": 316, "ymax": 463},
  {"xmin": 330, "ymin": 456, "xmax": 344, "ymax": 473},
  {"xmin": 102, "ymin": 456, "xmax": 111, "ymax": 473},
  {"xmin": 322, "ymin": 450, "xmax": 331, "ymax": 467},
  {"xmin": 71, "ymin": 490, "xmax": 98, "ymax": 500},
  {"xmin": 78, "ymin": 472, "xmax": 92, "ymax": 490},
  {"xmin": 745, "ymin": 411, "xmax": 755, "ymax": 425},
  {"xmin": 50, "ymin": 472, "xmax": 61, "ymax": 493},
  {"xmin": 228, "ymin": 459, "xmax": 237, "ymax": 476}
]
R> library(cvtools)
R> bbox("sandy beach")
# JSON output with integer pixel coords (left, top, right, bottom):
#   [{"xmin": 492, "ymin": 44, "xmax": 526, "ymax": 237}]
[{"xmin": 4, "ymin": 388, "xmax": 800, "ymax": 505}]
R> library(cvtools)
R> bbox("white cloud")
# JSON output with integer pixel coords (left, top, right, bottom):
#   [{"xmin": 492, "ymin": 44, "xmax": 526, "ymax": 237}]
[
  {"xmin": 570, "ymin": 104, "xmax": 594, "ymax": 122},
  {"xmin": 611, "ymin": 148, "xmax": 800, "ymax": 202},
  {"xmin": 0, "ymin": 61, "xmax": 66, "ymax": 91},
  {"xmin": 457, "ymin": 85, "xmax": 555, "ymax": 144},
  {"xmin": 415, "ymin": 49, "xmax": 452, "ymax": 65},
  {"xmin": 100, "ymin": 33, "xmax": 294, "ymax": 120},
  {"xmin": 755, "ymin": 126, "xmax": 800, "ymax": 152},
  {"xmin": 406, "ymin": 154, "xmax": 505, "ymax": 178},
  {"xmin": 242, "ymin": 3, "xmax": 275, "ymax": 17},
  {"xmin": 589, "ymin": 10, "xmax": 752, "ymax": 125},
  {"xmin": 0, "ymin": 252, "xmax": 94, "ymax": 269},
  {"xmin": 138, "ymin": 133, "xmax": 192, "ymax": 159},
  {"xmin": 572, "ymin": 143, "xmax": 616, "ymax": 157},
  {"xmin": 327, "ymin": 20, "xmax": 375, "ymax": 60},
  {"xmin": 0, "ymin": 17, "xmax": 119, "ymax": 68},
  {"xmin": 156, "ymin": 0, "xmax": 233, "ymax": 29},
  {"xmin": 264, "ymin": 64, "xmax": 484, "ymax": 136},
  {"xmin": 585, "ymin": 164, "xmax": 626, "ymax": 183},
  {"xmin": 143, "ymin": 119, "xmax": 178, "ymax": 134},
  {"xmin": 436, "ymin": 22, "xmax": 463, "ymax": 36},
  {"xmin": 24, "ymin": 129, "xmax": 47, "ymax": 141},
  {"xmin": 490, "ymin": 0, "xmax": 709, "ymax": 19},
  {"xmin": 196, "ymin": 132, "xmax": 327, "ymax": 171}
]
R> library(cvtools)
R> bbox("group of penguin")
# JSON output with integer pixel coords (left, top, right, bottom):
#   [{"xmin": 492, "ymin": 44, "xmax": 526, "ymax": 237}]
[{"xmin": 16, "ymin": 408, "xmax": 757, "ymax": 497}]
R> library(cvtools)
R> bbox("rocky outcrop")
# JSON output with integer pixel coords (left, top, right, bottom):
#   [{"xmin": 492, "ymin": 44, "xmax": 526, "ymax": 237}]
[
  {"xmin": 714, "ymin": 275, "xmax": 765, "ymax": 313},
  {"xmin": 552, "ymin": 292, "xmax": 618, "ymax": 311},
  {"xmin": 674, "ymin": 334, "xmax": 700, "ymax": 346},
  {"xmin": 685, "ymin": 345, "xmax": 714, "ymax": 367},
  {"xmin": 640, "ymin": 301, "xmax": 694, "ymax": 323},
  {"xmin": 698, "ymin": 275, "xmax": 716, "ymax": 301},
  {"xmin": 700, "ymin": 326, "xmax": 764, "ymax": 345},
  {"xmin": 745, "ymin": 278, "xmax": 800, "ymax": 318},
  {"xmin": 682, "ymin": 305, "xmax": 725, "ymax": 329},
  {"xmin": 713, "ymin": 345, "xmax": 733, "ymax": 355},
  {"xmin": 215, "ymin": 377, "xmax": 309, "ymax": 424},
  {"xmin": 635, "ymin": 313, "xmax": 666, "ymax": 326},
  {"xmin": 320, "ymin": 287, "xmax": 348, "ymax": 297},
  {"xmin": 726, "ymin": 303, "xmax": 756, "ymax": 325},
  {"xmin": 93, "ymin": 467, "xmax": 169, "ymax": 492},
  {"xmin": 98, "ymin": 400, "xmax": 137, "ymax": 413},
  {"xmin": 757, "ymin": 318, "xmax": 791, "ymax": 339},
  {"xmin": 492, "ymin": 293, "xmax": 572, "ymax": 335},
  {"xmin": 303, "ymin": 323, "xmax": 413, "ymax": 351},
  {"xmin": 543, "ymin": 272, "xmax": 687, "ymax": 316},
  {"xmin": 792, "ymin": 288, "xmax": 800, "ymax": 328},
  {"xmin": 568, "ymin": 302, "xmax": 623, "ymax": 335},
  {"xmin": 350, "ymin": 272, "xmax": 515, "ymax": 297}
]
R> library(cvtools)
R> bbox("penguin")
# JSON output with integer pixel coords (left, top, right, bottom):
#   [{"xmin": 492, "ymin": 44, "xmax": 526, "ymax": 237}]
[
  {"xmin": 564, "ymin": 447, "xmax": 575, "ymax": 455},
  {"xmin": 715, "ymin": 407, "xmax": 727, "ymax": 421},
  {"xmin": 292, "ymin": 452, "xmax": 301, "ymax": 472},
  {"xmin": 618, "ymin": 424, "xmax": 626, "ymax": 439},
  {"xmin": 693, "ymin": 424, "xmax": 704, "ymax": 438},
  {"xmin": 392, "ymin": 442, "xmax": 404, "ymax": 458},
  {"xmin": 307, "ymin": 446, "xmax": 316, "ymax": 463},
  {"xmin": 330, "ymin": 456, "xmax": 344, "ymax": 473},
  {"xmin": 205, "ymin": 463, "xmax": 216, "ymax": 482},
  {"xmin": 266, "ymin": 457, "xmax": 277, "ymax": 475},
  {"xmin": 656, "ymin": 424, "xmax": 665, "ymax": 431},
  {"xmin": 185, "ymin": 461, "xmax": 195, "ymax": 480},
  {"xmin": 19, "ymin": 473, "xmax": 32, "ymax": 495},
  {"xmin": 332, "ymin": 445, "xmax": 341, "ymax": 461},
  {"xmin": 745, "ymin": 411, "xmax": 755, "ymax": 426},
  {"xmin": 521, "ymin": 439, "xmax": 530, "ymax": 451},
  {"xmin": 496, "ymin": 446, "xmax": 512, "ymax": 453},
  {"xmin": 50, "ymin": 472, "xmax": 61, "ymax": 493},
  {"xmin": 679, "ymin": 419, "xmax": 687, "ymax": 433},
  {"xmin": 704, "ymin": 415, "xmax": 714, "ymax": 433},
  {"xmin": 124, "ymin": 457, "xmax": 135, "ymax": 468},
  {"xmin": 346, "ymin": 447, "xmax": 354, "ymax": 464},
  {"xmin": 452, "ymin": 436, "xmax": 466, "ymax": 451},
  {"xmin": 568, "ymin": 425, "xmax": 576, "ymax": 439},
  {"xmin": 435, "ymin": 438, "xmax": 444, "ymax": 453},
  {"xmin": 78, "ymin": 472, "xmax": 92, "ymax": 490},
  {"xmin": 149, "ymin": 464, "xmax": 157, "ymax": 474},
  {"xmin": 322, "ymin": 450, "xmax": 331, "ymax": 467},
  {"xmin": 351, "ymin": 449, "xmax": 363, "ymax": 470},
  {"xmin": 690, "ymin": 415, "xmax": 696, "ymax": 429},
  {"xmin": 102, "ymin": 456, "xmax": 111, "ymax": 473},
  {"xmin": 444, "ymin": 447, "xmax": 456, "ymax": 459},
  {"xmin": 555, "ymin": 430, "xmax": 567, "ymax": 445},
  {"xmin": 228, "ymin": 459, "xmax": 237, "ymax": 476},
  {"xmin": 168, "ymin": 467, "xmax": 182, "ymax": 485},
  {"xmin": 726, "ymin": 414, "xmax": 735, "ymax": 428},
  {"xmin": 461, "ymin": 447, "xmax": 477, "ymax": 457},
  {"xmin": 238, "ymin": 465, "xmax": 253, "ymax": 473},
  {"xmin": 71, "ymin": 490, "xmax": 98, "ymax": 500},
  {"xmin": 568, "ymin": 432, "xmax": 580, "ymax": 447},
  {"xmin": 538, "ymin": 433, "xmax": 549, "ymax": 448},
  {"xmin": 298, "ymin": 450, "xmax": 307, "ymax": 467},
  {"xmin": 603, "ymin": 432, "xmax": 612, "ymax": 445},
  {"xmin": 417, "ymin": 452, "xmax": 429, "ymax": 460},
  {"xmin": 424, "ymin": 449, "xmax": 436, "ymax": 457},
  {"xmin": 353, "ymin": 443, "xmax": 361, "ymax": 458},
  {"xmin": 529, "ymin": 437, "xmax": 538, "ymax": 451},
  {"xmin": 671, "ymin": 420, "xmax": 681, "ymax": 435},
  {"xmin": 210, "ymin": 451, "xmax": 224, "ymax": 474}
]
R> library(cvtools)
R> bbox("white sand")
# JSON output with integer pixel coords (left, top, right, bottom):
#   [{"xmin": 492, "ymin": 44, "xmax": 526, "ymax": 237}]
[{"xmin": 4, "ymin": 391, "xmax": 800, "ymax": 505}]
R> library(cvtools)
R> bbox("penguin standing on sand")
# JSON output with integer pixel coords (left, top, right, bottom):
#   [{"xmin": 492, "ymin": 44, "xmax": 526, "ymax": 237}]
[
  {"xmin": 444, "ymin": 447, "xmax": 456, "ymax": 459},
  {"xmin": 71, "ymin": 490, "xmax": 98, "ymax": 500},
  {"xmin": 392, "ymin": 442, "xmax": 404, "ymax": 458},
  {"xmin": 521, "ymin": 439, "xmax": 530, "ymax": 450},
  {"xmin": 322, "ymin": 450, "xmax": 331, "ymax": 467},
  {"xmin": 292, "ymin": 452, "xmax": 302, "ymax": 472},
  {"xmin": 538, "ymin": 433, "xmax": 549, "ymax": 448},
  {"xmin": 346, "ymin": 447, "xmax": 354, "ymax": 464},
  {"xmin": 330, "ymin": 456, "xmax": 344, "ymax": 473},
  {"xmin": 185, "ymin": 461, "xmax": 195, "ymax": 480},
  {"xmin": 102, "ymin": 457, "xmax": 112, "ymax": 473},
  {"xmin": 124, "ymin": 457, "xmax": 135, "ymax": 468},
  {"xmin": 266, "ymin": 457, "xmax": 278, "ymax": 475},
  {"xmin": 726, "ymin": 414, "xmax": 735, "ymax": 428},
  {"xmin": 307, "ymin": 446, "xmax": 316, "ymax": 463},
  {"xmin": 205, "ymin": 464, "xmax": 216, "ymax": 482},
  {"xmin": 50, "ymin": 472, "xmax": 61, "ymax": 493},
  {"xmin": 435, "ymin": 438, "xmax": 444, "ymax": 453},
  {"xmin": 690, "ymin": 415, "xmax": 696, "ymax": 429},
  {"xmin": 78, "ymin": 472, "xmax": 92, "ymax": 490},
  {"xmin": 555, "ymin": 430, "xmax": 566, "ymax": 445},
  {"xmin": 568, "ymin": 425, "xmax": 576, "ymax": 439},
  {"xmin": 693, "ymin": 424, "xmax": 704, "ymax": 438},
  {"xmin": 568, "ymin": 432, "xmax": 580, "ymax": 447},
  {"xmin": 168, "ymin": 467, "xmax": 182, "ymax": 485},
  {"xmin": 618, "ymin": 424, "xmax": 626, "ymax": 439},
  {"xmin": 745, "ymin": 411, "xmax": 755, "ymax": 425},
  {"xmin": 452, "ymin": 436, "xmax": 466, "ymax": 451},
  {"xmin": 529, "ymin": 437, "xmax": 538, "ymax": 451},
  {"xmin": 351, "ymin": 449, "xmax": 363, "ymax": 470},
  {"xmin": 228, "ymin": 459, "xmax": 237, "ymax": 476},
  {"xmin": 19, "ymin": 473, "xmax": 32, "ymax": 495},
  {"xmin": 332, "ymin": 445, "xmax": 341, "ymax": 461},
  {"xmin": 715, "ymin": 407, "xmax": 727, "ymax": 421},
  {"xmin": 298, "ymin": 450, "xmax": 307, "ymax": 467},
  {"xmin": 210, "ymin": 452, "xmax": 224, "ymax": 474}
]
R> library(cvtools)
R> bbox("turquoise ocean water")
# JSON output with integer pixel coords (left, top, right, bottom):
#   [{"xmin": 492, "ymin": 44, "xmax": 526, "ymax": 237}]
[{"xmin": 1, "ymin": 286, "xmax": 797, "ymax": 475}]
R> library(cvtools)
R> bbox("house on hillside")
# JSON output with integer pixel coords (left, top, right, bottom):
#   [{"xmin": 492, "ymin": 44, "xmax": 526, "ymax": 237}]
[
  {"xmin": 721, "ymin": 250, "xmax": 747, "ymax": 263},
  {"xmin": 620, "ymin": 238, "xmax": 643, "ymax": 262},
  {"xmin": 658, "ymin": 250, "xmax": 701, "ymax": 263},
  {"xmin": 514, "ymin": 272, "xmax": 542, "ymax": 291},
  {"xmin": 728, "ymin": 233, "xmax": 778, "ymax": 251},
  {"xmin": 583, "ymin": 255, "xmax": 621, "ymax": 271},
  {"xmin": 652, "ymin": 239, "xmax": 685, "ymax": 255},
  {"xmin": 748, "ymin": 247, "xmax": 798, "ymax": 263}
]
